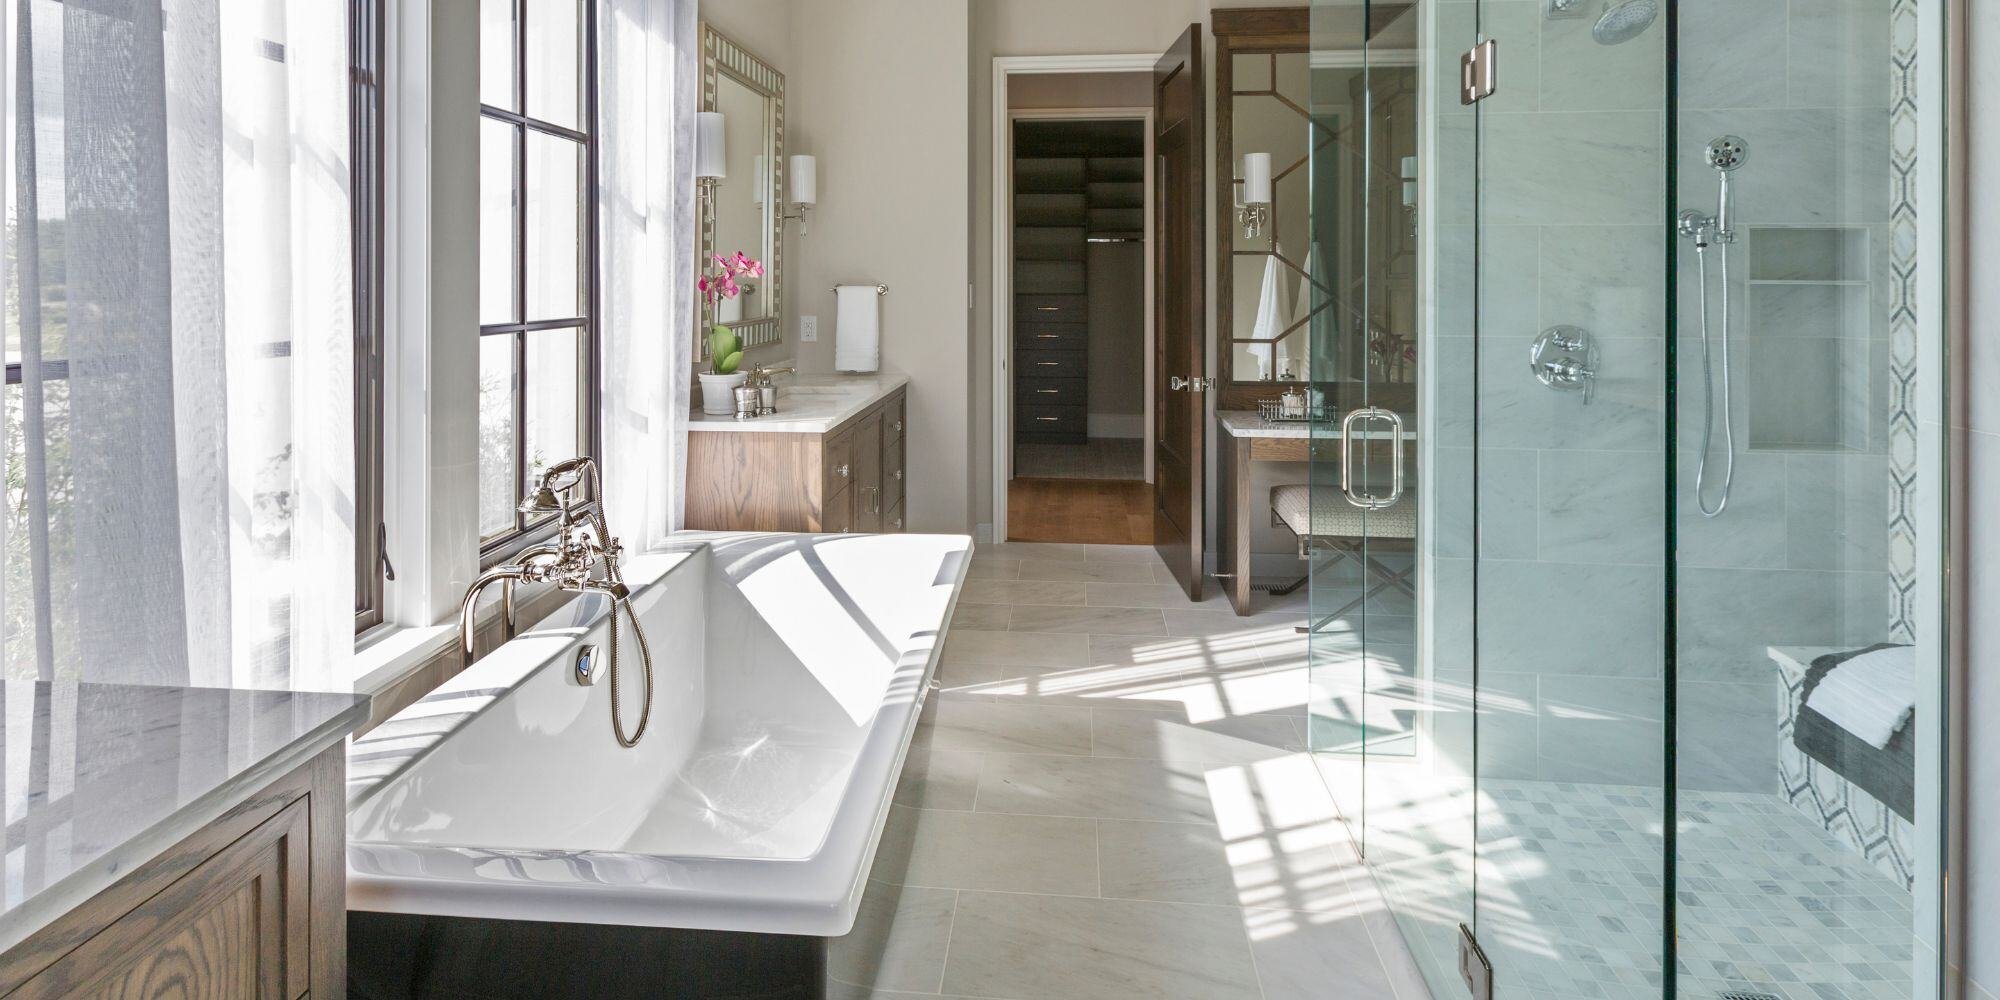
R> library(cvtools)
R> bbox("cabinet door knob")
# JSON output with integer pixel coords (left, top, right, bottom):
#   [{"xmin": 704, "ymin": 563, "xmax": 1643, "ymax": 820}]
[
  {"xmin": 836, "ymin": 463, "xmax": 850, "ymax": 478},
  {"xmin": 894, "ymin": 470, "xmax": 904, "ymax": 481},
  {"xmin": 892, "ymin": 517, "xmax": 903, "ymax": 530}
]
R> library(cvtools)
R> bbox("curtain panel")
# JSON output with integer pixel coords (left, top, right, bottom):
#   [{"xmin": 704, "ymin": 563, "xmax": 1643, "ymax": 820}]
[
  {"xmin": 3, "ymin": 0, "xmax": 354, "ymax": 690},
  {"xmin": 597, "ymin": 0, "xmax": 698, "ymax": 552}
]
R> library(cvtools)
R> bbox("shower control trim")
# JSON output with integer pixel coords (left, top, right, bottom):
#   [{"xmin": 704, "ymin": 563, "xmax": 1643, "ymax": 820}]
[{"xmin": 1530, "ymin": 325, "xmax": 1599, "ymax": 403}]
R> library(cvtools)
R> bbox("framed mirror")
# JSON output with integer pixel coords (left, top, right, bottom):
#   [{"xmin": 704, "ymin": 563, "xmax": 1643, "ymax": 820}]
[
  {"xmin": 699, "ymin": 24, "xmax": 785, "ymax": 351},
  {"xmin": 1213, "ymin": 8, "xmax": 1417, "ymax": 413}
]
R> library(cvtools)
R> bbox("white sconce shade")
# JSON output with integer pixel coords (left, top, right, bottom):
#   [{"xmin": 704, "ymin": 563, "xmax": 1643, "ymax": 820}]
[
  {"xmin": 788, "ymin": 155, "xmax": 818, "ymax": 207},
  {"xmin": 1242, "ymin": 152, "xmax": 1273, "ymax": 206},
  {"xmin": 696, "ymin": 112, "xmax": 728, "ymax": 179}
]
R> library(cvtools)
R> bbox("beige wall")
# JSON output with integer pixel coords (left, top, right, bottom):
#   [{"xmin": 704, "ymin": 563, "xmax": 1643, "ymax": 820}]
[
  {"xmin": 788, "ymin": 0, "xmax": 973, "ymax": 532},
  {"xmin": 1008, "ymin": 72, "xmax": 1152, "ymax": 110}
]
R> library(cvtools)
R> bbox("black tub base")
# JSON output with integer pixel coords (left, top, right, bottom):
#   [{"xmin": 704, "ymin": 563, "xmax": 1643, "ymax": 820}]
[{"xmin": 349, "ymin": 910, "xmax": 828, "ymax": 1000}]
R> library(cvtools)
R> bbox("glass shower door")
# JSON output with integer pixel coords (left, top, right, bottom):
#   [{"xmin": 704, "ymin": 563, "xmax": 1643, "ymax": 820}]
[{"xmin": 1305, "ymin": 1, "xmax": 1478, "ymax": 994}]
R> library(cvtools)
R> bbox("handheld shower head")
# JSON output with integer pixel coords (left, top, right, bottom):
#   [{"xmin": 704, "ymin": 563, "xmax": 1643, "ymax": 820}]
[
  {"xmin": 1591, "ymin": 0, "xmax": 1658, "ymax": 44},
  {"xmin": 1706, "ymin": 135, "xmax": 1749, "ymax": 172}
]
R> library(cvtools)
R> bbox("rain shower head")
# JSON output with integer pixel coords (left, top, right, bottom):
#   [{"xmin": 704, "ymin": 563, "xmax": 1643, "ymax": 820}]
[{"xmin": 1592, "ymin": 0, "xmax": 1658, "ymax": 44}]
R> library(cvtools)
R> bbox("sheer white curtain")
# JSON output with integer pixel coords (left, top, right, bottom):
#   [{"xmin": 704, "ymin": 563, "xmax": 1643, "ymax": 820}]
[
  {"xmin": 597, "ymin": 0, "xmax": 697, "ymax": 550},
  {"xmin": 3, "ymin": 0, "xmax": 353, "ymax": 690}
]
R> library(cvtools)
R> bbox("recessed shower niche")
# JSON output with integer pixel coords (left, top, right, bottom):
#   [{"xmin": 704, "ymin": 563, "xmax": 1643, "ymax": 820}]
[{"xmin": 1744, "ymin": 226, "xmax": 1880, "ymax": 452}]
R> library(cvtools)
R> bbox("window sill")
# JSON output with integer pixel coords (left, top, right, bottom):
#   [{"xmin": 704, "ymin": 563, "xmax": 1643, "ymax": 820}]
[{"xmin": 351, "ymin": 578, "xmax": 571, "ymax": 701}]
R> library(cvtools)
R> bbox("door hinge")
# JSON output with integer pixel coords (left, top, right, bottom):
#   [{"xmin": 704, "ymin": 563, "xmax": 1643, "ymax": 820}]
[
  {"xmin": 1460, "ymin": 39, "xmax": 1498, "ymax": 105},
  {"xmin": 1458, "ymin": 924, "xmax": 1493, "ymax": 1000}
]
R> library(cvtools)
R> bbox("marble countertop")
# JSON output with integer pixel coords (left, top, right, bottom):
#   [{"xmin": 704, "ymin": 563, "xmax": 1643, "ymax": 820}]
[
  {"xmin": 1217, "ymin": 409, "xmax": 1417, "ymax": 441},
  {"xmin": 688, "ymin": 371, "xmax": 909, "ymax": 434},
  {"xmin": 0, "ymin": 682, "xmax": 368, "ymax": 955}
]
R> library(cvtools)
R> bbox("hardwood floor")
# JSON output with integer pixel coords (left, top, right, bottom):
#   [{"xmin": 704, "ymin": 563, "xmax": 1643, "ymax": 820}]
[{"xmin": 1007, "ymin": 477, "xmax": 1154, "ymax": 545}]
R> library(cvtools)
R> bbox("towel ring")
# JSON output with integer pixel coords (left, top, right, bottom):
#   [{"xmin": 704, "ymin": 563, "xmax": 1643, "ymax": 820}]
[{"xmin": 832, "ymin": 283, "xmax": 889, "ymax": 296}]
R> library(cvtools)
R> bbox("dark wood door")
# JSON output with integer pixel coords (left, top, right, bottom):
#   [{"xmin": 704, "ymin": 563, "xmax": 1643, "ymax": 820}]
[{"xmin": 1153, "ymin": 23, "xmax": 1206, "ymax": 598}]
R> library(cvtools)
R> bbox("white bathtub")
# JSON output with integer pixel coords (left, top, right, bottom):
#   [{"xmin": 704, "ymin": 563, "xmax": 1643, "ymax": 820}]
[{"xmin": 345, "ymin": 531, "xmax": 971, "ymax": 939}]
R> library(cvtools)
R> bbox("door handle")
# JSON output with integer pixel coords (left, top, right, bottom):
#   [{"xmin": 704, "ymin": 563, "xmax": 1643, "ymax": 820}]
[
  {"xmin": 1339, "ymin": 407, "xmax": 1404, "ymax": 511},
  {"xmin": 1170, "ymin": 376, "xmax": 1188, "ymax": 391}
]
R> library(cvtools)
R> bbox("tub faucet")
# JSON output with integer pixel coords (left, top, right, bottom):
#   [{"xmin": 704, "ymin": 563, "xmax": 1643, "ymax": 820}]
[{"xmin": 456, "ymin": 457, "xmax": 654, "ymax": 747}]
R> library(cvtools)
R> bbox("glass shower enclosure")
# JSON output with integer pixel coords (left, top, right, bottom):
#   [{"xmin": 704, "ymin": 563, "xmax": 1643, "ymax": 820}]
[{"xmin": 1304, "ymin": 1, "xmax": 1950, "ymax": 998}]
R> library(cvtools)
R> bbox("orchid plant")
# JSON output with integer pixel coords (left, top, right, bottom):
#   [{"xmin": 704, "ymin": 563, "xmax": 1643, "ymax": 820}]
[{"xmin": 698, "ymin": 251, "xmax": 766, "ymax": 375}]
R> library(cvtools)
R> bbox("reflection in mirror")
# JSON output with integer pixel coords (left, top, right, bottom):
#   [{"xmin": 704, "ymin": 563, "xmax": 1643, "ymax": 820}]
[
  {"xmin": 699, "ymin": 24, "xmax": 785, "ymax": 350},
  {"xmin": 713, "ymin": 73, "xmax": 773, "ymax": 322}
]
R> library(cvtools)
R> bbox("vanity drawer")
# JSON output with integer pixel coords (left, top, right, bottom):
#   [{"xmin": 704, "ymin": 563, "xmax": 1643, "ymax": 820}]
[
  {"xmin": 1016, "ymin": 294, "xmax": 1088, "ymax": 323},
  {"xmin": 1018, "ymin": 349, "xmax": 1087, "ymax": 380},
  {"xmin": 1017, "ymin": 404, "xmax": 1087, "ymax": 439},
  {"xmin": 884, "ymin": 392, "xmax": 906, "ymax": 445},
  {"xmin": 1017, "ymin": 376, "xmax": 1087, "ymax": 406},
  {"xmin": 823, "ymin": 428, "xmax": 855, "ymax": 500},
  {"xmin": 1015, "ymin": 324, "xmax": 1088, "ymax": 352},
  {"xmin": 883, "ymin": 435, "xmax": 906, "ymax": 512}
]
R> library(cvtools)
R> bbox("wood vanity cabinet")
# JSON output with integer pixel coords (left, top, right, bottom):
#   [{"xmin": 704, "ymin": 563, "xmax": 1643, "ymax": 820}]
[
  {"xmin": 0, "ymin": 746, "xmax": 346, "ymax": 1000},
  {"xmin": 687, "ymin": 387, "xmax": 909, "ymax": 534}
]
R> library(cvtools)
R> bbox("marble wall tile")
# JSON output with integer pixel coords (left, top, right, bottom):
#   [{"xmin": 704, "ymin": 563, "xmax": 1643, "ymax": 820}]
[
  {"xmin": 1785, "ymin": 451, "xmax": 1891, "ymax": 571},
  {"xmin": 1537, "ymin": 9, "xmax": 1665, "ymax": 112},
  {"xmin": 1536, "ymin": 448, "xmax": 1666, "ymax": 565},
  {"xmin": 1481, "ymin": 110, "xmax": 1664, "ymax": 227},
  {"xmin": 1675, "ymin": 450, "xmax": 1790, "ymax": 570},
  {"xmin": 1787, "ymin": 0, "xmax": 1893, "ymax": 110},
  {"xmin": 1675, "ymin": 679, "xmax": 1777, "ymax": 793},
  {"xmin": 1539, "ymin": 224, "xmax": 1666, "ymax": 340},
  {"xmin": 1477, "ymin": 335, "xmax": 1665, "ymax": 453},
  {"xmin": 1676, "ymin": 567, "xmax": 1848, "ymax": 683},
  {"xmin": 1479, "ymin": 559, "xmax": 1664, "ymax": 677},
  {"xmin": 1678, "ymin": 0, "xmax": 1790, "ymax": 110},
  {"xmin": 1536, "ymin": 675, "xmax": 1665, "ymax": 785}
]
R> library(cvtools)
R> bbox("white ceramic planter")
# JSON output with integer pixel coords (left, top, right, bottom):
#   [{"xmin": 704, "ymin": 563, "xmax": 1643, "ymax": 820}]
[{"xmin": 698, "ymin": 371, "xmax": 748, "ymax": 415}]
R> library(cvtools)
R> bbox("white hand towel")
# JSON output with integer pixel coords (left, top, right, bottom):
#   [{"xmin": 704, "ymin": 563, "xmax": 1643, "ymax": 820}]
[
  {"xmin": 1804, "ymin": 644, "xmax": 1916, "ymax": 748},
  {"xmin": 1249, "ymin": 254, "xmax": 1291, "ymax": 380},
  {"xmin": 834, "ymin": 284, "xmax": 881, "ymax": 373}
]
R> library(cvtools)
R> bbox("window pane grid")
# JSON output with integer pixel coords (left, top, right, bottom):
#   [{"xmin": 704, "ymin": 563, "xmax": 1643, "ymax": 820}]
[{"xmin": 478, "ymin": 0, "xmax": 595, "ymax": 552}]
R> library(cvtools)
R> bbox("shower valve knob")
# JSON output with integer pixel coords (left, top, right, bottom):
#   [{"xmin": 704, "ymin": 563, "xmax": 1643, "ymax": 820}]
[{"xmin": 1529, "ymin": 325, "xmax": 1599, "ymax": 404}]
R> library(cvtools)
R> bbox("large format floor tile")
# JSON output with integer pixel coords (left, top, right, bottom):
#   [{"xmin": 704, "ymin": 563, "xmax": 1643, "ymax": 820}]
[
  {"xmin": 833, "ymin": 540, "xmax": 1434, "ymax": 1000},
  {"xmin": 941, "ymin": 892, "xmax": 1264, "ymax": 1000}
]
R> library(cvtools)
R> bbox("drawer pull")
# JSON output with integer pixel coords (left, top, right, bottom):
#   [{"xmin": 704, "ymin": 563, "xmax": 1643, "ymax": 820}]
[
  {"xmin": 1035, "ymin": 334, "xmax": 1060, "ymax": 339},
  {"xmin": 1035, "ymin": 306, "xmax": 1061, "ymax": 312},
  {"xmin": 1035, "ymin": 362, "xmax": 1061, "ymax": 367},
  {"xmin": 836, "ymin": 463, "xmax": 850, "ymax": 478},
  {"xmin": 1036, "ymin": 388, "xmax": 1060, "ymax": 394},
  {"xmin": 1035, "ymin": 416, "xmax": 1061, "ymax": 423}
]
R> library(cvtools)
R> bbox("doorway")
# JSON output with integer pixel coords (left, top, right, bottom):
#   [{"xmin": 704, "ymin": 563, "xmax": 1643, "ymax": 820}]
[{"xmin": 995, "ymin": 94, "xmax": 1157, "ymax": 546}]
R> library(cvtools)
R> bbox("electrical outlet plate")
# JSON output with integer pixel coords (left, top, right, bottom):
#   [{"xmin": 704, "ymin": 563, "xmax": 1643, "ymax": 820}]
[
  {"xmin": 800, "ymin": 315, "xmax": 819, "ymax": 342},
  {"xmin": 1458, "ymin": 924, "xmax": 1493, "ymax": 1000}
]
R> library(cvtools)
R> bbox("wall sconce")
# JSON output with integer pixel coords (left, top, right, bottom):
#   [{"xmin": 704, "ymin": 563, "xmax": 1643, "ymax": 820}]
[
  {"xmin": 1239, "ymin": 152, "xmax": 1272, "ymax": 240},
  {"xmin": 783, "ymin": 154, "xmax": 817, "ymax": 236},
  {"xmin": 696, "ymin": 111, "xmax": 728, "ymax": 209}
]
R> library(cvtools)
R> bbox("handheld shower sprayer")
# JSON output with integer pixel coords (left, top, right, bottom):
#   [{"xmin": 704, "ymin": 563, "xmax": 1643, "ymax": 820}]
[{"xmin": 1681, "ymin": 136, "xmax": 1750, "ymax": 518}]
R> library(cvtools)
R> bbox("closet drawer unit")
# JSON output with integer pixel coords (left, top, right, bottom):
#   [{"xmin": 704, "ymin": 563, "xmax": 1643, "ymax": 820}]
[
  {"xmin": 1014, "ymin": 261, "xmax": 1087, "ymax": 295},
  {"xmin": 1015, "ymin": 324, "xmax": 1088, "ymax": 352},
  {"xmin": 1017, "ymin": 404, "xmax": 1087, "ymax": 439},
  {"xmin": 1017, "ymin": 376, "xmax": 1087, "ymax": 406},
  {"xmin": 1016, "ymin": 294, "xmax": 1089, "ymax": 323},
  {"xmin": 1018, "ymin": 349, "xmax": 1087, "ymax": 380}
]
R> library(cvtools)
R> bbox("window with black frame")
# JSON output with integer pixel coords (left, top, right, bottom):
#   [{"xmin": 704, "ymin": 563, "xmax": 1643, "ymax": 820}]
[{"xmin": 478, "ymin": 0, "xmax": 596, "ymax": 555}]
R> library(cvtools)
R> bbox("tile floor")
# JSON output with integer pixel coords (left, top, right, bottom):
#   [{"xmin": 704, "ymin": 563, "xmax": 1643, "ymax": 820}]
[{"xmin": 827, "ymin": 541, "xmax": 1433, "ymax": 1000}]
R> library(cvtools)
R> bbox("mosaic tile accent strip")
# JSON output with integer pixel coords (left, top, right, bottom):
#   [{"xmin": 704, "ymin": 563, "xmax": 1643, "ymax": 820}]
[
  {"xmin": 1774, "ymin": 653, "xmax": 1917, "ymax": 890},
  {"xmin": 1475, "ymin": 779, "xmax": 1914, "ymax": 1000},
  {"xmin": 1886, "ymin": 0, "xmax": 1921, "ymax": 644}
]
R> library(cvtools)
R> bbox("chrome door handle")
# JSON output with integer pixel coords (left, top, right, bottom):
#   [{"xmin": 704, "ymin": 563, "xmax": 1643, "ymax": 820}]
[
  {"xmin": 1170, "ymin": 376, "xmax": 1189, "ymax": 391},
  {"xmin": 1339, "ymin": 407, "xmax": 1404, "ymax": 510}
]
